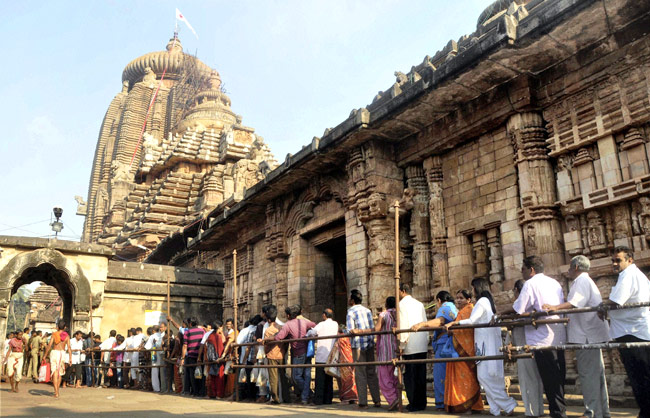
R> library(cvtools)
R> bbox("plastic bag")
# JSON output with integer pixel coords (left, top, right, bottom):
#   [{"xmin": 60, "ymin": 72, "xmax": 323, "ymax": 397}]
[
  {"xmin": 194, "ymin": 365, "xmax": 203, "ymax": 379},
  {"xmin": 324, "ymin": 342, "xmax": 340, "ymax": 378},
  {"xmin": 107, "ymin": 367, "xmax": 114, "ymax": 377},
  {"xmin": 238, "ymin": 368, "xmax": 247, "ymax": 383},
  {"xmin": 306, "ymin": 340, "xmax": 315, "ymax": 358},
  {"xmin": 38, "ymin": 361, "xmax": 51, "ymax": 383},
  {"xmin": 224, "ymin": 360, "xmax": 233, "ymax": 375},
  {"xmin": 256, "ymin": 367, "xmax": 269, "ymax": 386}
]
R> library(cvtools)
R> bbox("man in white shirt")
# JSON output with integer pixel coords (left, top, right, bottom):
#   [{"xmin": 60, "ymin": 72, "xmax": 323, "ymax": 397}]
[
  {"xmin": 307, "ymin": 308, "xmax": 339, "ymax": 405},
  {"xmin": 604, "ymin": 246, "xmax": 650, "ymax": 418},
  {"xmin": 398, "ymin": 284, "xmax": 429, "ymax": 412},
  {"xmin": 237, "ymin": 316, "xmax": 263, "ymax": 400},
  {"xmin": 70, "ymin": 331, "xmax": 85, "ymax": 388},
  {"xmin": 145, "ymin": 325, "xmax": 162, "ymax": 392},
  {"xmin": 513, "ymin": 255, "xmax": 568, "ymax": 418},
  {"xmin": 130, "ymin": 327, "xmax": 145, "ymax": 388},
  {"xmin": 98, "ymin": 330, "xmax": 117, "ymax": 387},
  {"xmin": 543, "ymin": 255, "xmax": 610, "ymax": 418}
]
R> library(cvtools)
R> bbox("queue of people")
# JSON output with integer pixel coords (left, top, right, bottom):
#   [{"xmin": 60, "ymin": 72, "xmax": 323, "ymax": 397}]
[{"xmin": 2, "ymin": 246, "xmax": 649, "ymax": 417}]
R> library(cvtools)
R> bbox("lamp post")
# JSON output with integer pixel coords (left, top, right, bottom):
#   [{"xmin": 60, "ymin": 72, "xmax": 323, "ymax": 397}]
[{"xmin": 50, "ymin": 207, "xmax": 64, "ymax": 237}]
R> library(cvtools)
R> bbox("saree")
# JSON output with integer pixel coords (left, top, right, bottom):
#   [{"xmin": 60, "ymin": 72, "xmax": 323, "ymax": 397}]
[
  {"xmin": 445, "ymin": 303, "xmax": 484, "ymax": 413},
  {"xmin": 224, "ymin": 332, "xmax": 235, "ymax": 397},
  {"xmin": 206, "ymin": 332, "xmax": 225, "ymax": 398},
  {"xmin": 376, "ymin": 309, "xmax": 399, "ymax": 405},
  {"xmin": 433, "ymin": 301, "xmax": 458, "ymax": 408},
  {"xmin": 336, "ymin": 337, "xmax": 358, "ymax": 402}
]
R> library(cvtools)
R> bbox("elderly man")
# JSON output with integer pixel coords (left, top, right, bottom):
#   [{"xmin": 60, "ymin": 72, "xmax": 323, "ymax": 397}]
[
  {"xmin": 307, "ymin": 308, "xmax": 339, "ymax": 405},
  {"xmin": 602, "ymin": 246, "xmax": 650, "ymax": 418},
  {"xmin": 511, "ymin": 255, "xmax": 568, "ymax": 418},
  {"xmin": 543, "ymin": 255, "xmax": 610, "ymax": 418}
]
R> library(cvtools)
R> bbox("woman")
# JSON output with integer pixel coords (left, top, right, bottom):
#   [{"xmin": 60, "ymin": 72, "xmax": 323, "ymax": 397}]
[
  {"xmin": 335, "ymin": 328, "xmax": 358, "ymax": 404},
  {"xmin": 445, "ymin": 290, "xmax": 484, "ymax": 414},
  {"xmin": 446, "ymin": 278, "xmax": 517, "ymax": 416},
  {"xmin": 221, "ymin": 318, "xmax": 236, "ymax": 398},
  {"xmin": 206, "ymin": 321, "xmax": 226, "ymax": 398},
  {"xmin": 171, "ymin": 331, "xmax": 184, "ymax": 394},
  {"xmin": 411, "ymin": 290, "xmax": 458, "ymax": 409},
  {"xmin": 375, "ymin": 297, "xmax": 400, "ymax": 410}
]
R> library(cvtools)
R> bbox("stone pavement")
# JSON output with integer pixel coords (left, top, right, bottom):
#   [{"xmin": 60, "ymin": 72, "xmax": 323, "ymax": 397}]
[{"xmin": 0, "ymin": 382, "xmax": 639, "ymax": 417}]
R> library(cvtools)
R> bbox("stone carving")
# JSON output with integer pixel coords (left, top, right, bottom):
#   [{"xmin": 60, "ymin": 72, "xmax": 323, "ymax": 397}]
[
  {"xmin": 75, "ymin": 195, "xmax": 87, "ymax": 216},
  {"xmin": 142, "ymin": 66, "xmax": 156, "ymax": 85},
  {"xmin": 638, "ymin": 197, "xmax": 650, "ymax": 237},
  {"xmin": 111, "ymin": 160, "xmax": 131, "ymax": 182},
  {"xmin": 621, "ymin": 127, "xmax": 646, "ymax": 150},
  {"xmin": 587, "ymin": 211, "xmax": 607, "ymax": 256}
]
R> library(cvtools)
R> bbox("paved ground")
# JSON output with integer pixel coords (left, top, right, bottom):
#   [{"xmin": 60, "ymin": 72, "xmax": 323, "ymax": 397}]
[{"xmin": 0, "ymin": 382, "xmax": 640, "ymax": 417}]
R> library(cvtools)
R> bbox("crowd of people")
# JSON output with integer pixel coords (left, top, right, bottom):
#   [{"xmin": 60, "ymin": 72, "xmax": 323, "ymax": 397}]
[{"xmin": 2, "ymin": 246, "xmax": 649, "ymax": 418}]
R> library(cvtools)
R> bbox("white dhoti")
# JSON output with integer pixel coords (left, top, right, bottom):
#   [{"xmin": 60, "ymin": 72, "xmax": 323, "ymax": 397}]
[
  {"xmin": 7, "ymin": 352, "xmax": 24, "ymax": 381},
  {"xmin": 50, "ymin": 349, "xmax": 66, "ymax": 378}
]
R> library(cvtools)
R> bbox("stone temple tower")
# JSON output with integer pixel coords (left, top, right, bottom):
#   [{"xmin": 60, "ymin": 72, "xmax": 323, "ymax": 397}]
[{"xmin": 80, "ymin": 36, "xmax": 277, "ymax": 260}]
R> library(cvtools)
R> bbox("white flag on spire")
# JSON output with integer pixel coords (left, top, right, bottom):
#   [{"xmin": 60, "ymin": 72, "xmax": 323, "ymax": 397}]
[{"xmin": 176, "ymin": 8, "xmax": 198, "ymax": 39}]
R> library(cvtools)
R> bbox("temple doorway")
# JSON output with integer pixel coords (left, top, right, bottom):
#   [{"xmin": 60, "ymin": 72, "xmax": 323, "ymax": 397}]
[
  {"xmin": 8, "ymin": 264, "xmax": 73, "ymax": 333},
  {"xmin": 313, "ymin": 235, "xmax": 348, "ymax": 325}
]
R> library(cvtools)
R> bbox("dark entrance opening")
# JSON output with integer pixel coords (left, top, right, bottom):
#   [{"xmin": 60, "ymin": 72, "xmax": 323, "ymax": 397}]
[
  {"xmin": 314, "ymin": 236, "xmax": 348, "ymax": 325},
  {"xmin": 11, "ymin": 264, "xmax": 73, "ymax": 331}
]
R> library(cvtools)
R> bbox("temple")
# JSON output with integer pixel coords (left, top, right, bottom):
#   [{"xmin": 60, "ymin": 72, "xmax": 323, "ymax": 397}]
[
  {"xmin": 73, "ymin": 0, "xmax": 650, "ymax": 400},
  {"xmin": 80, "ymin": 36, "xmax": 277, "ymax": 261}
]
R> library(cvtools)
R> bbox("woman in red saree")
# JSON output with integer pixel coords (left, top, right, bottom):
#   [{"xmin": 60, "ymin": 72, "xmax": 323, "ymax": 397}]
[
  {"xmin": 206, "ymin": 323, "xmax": 226, "ymax": 398},
  {"xmin": 445, "ymin": 290, "xmax": 484, "ymax": 413},
  {"xmin": 336, "ymin": 334, "xmax": 358, "ymax": 403}
]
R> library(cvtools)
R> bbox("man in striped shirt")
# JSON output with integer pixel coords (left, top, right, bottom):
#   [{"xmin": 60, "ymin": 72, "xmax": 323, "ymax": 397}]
[
  {"xmin": 181, "ymin": 318, "xmax": 205, "ymax": 397},
  {"xmin": 347, "ymin": 289, "xmax": 381, "ymax": 409}
]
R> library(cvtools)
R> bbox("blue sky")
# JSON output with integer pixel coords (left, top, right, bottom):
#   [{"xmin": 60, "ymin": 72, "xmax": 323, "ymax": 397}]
[{"xmin": 0, "ymin": 1, "xmax": 491, "ymax": 241}]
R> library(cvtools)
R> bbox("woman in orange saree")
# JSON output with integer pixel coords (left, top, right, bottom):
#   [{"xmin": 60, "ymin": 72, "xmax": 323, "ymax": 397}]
[
  {"xmin": 336, "ymin": 335, "xmax": 358, "ymax": 403},
  {"xmin": 445, "ymin": 290, "xmax": 484, "ymax": 414}
]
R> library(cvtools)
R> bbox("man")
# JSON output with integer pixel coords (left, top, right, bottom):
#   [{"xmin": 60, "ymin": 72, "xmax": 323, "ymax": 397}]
[
  {"xmin": 180, "ymin": 317, "xmax": 205, "ymax": 396},
  {"xmin": 603, "ymin": 246, "xmax": 650, "ymax": 418},
  {"xmin": 2, "ymin": 332, "xmax": 14, "ymax": 381},
  {"xmin": 130, "ymin": 327, "xmax": 145, "ymax": 389},
  {"xmin": 307, "ymin": 308, "xmax": 339, "ymax": 405},
  {"xmin": 6, "ymin": 330, "xmax": 25, "ymax": 392},
  {"xmin": 263, "ymin": 305, "xmax": 289, "ymax": 404},
  {"xmin": 275, "ymin": 305, "xmax": 316, "ymax": 404},
  {"xmin": 512, "ymin": 256, "xmax": 568, "ymax": 418},
  {"xmin": 238, "ymin": 315, "xmax": 263, "ymax": 400},
  {"xmin": 83, "ymin": 332, "xmax": 95, "ymax": 387},
  {"xmin": 70, "ymin": 331, "xmax": 85, "ymax": 388},
  {"xmin": 21, "ymin": 328, "xmax": 30, "ymax": 377},
  {"xmin": 398, "ymin": 284, "xmax": 428, "ymax": 412},
  {"xmin": 99, "ymin": 330, "xmax": 117, "ymax": 387},
  {"xmin": 346, "ymin": 289, "xmax": 381, "ymax": 409},
  {"xmin": 27, "ymin": 330, "xmax": 42, "ymax": 382},
  {"xmin": 43, "ymin": 321, "xmax": 72, "ymax": 398},
  {"xmin": 157, "ymin": 322, "xmax": 169, "ymax": 393},
  {"xmin": 512, "ymin": 280, "xmax": 544, "ymax": 418},
  {"xmin": 543, "ymin": 255, "xmax": 610, "ymax": 418},
  {"xmin": 145, "ymin": 325, "xmax": 162, "ymax": 392},
  {"xmin": 253, "ymin": 306, "xmax": 270, "ymax": 403}
]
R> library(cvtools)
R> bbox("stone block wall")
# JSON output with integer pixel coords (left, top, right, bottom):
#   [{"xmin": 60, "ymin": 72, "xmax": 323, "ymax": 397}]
[{"xmin": 442, "ymin": 127, "xmax": 522, "ymax": 295}]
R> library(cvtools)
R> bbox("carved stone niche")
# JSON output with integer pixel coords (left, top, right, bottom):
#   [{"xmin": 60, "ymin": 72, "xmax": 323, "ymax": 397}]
[{"xmin": 586, "ymin": 211, "xmax": 608, "ymax": 257}]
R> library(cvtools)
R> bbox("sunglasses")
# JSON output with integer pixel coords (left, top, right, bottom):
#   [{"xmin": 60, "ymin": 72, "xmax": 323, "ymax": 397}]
[{"xmin": 612, "ymin": 258, "xmax": 625, "ymax": 263}]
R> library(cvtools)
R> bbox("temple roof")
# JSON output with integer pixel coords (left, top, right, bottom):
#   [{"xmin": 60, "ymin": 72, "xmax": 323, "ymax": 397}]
[{"xmin": 121, "ymin": 36, "xmax": 212, "ymax": 84}]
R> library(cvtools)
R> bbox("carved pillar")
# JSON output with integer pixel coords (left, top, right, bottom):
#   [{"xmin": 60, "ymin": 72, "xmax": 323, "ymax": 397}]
[
  {"xmin": 508, "ymin": 112, "xmax": 564, "ymax": 272},
  {"xmin": 406, "ymin": 165, "xmax": 433, "ymax": 302},
  {"xmin": 265, "ymin": 201, "xmax": 290, "ymax": 320},
  {"xmin": 472, "ymin": 232, "xmax": 489, "ymax": 278},
  {"xmin": 423, "ymin": 156, "xmax": 449, "ymax": 289},
  {"xmin": 347, "ymin": 141, "xmax": 403, "ymax": 313},
  {"xmin": 487, "ymin": 226, "xmax": 504, "ymax": 291}
]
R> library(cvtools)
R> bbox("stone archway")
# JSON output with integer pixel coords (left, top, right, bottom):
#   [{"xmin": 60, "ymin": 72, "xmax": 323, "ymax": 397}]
[{"xmin": 0, "ymin": 248, "xmax": 95, "ymax": 336}]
